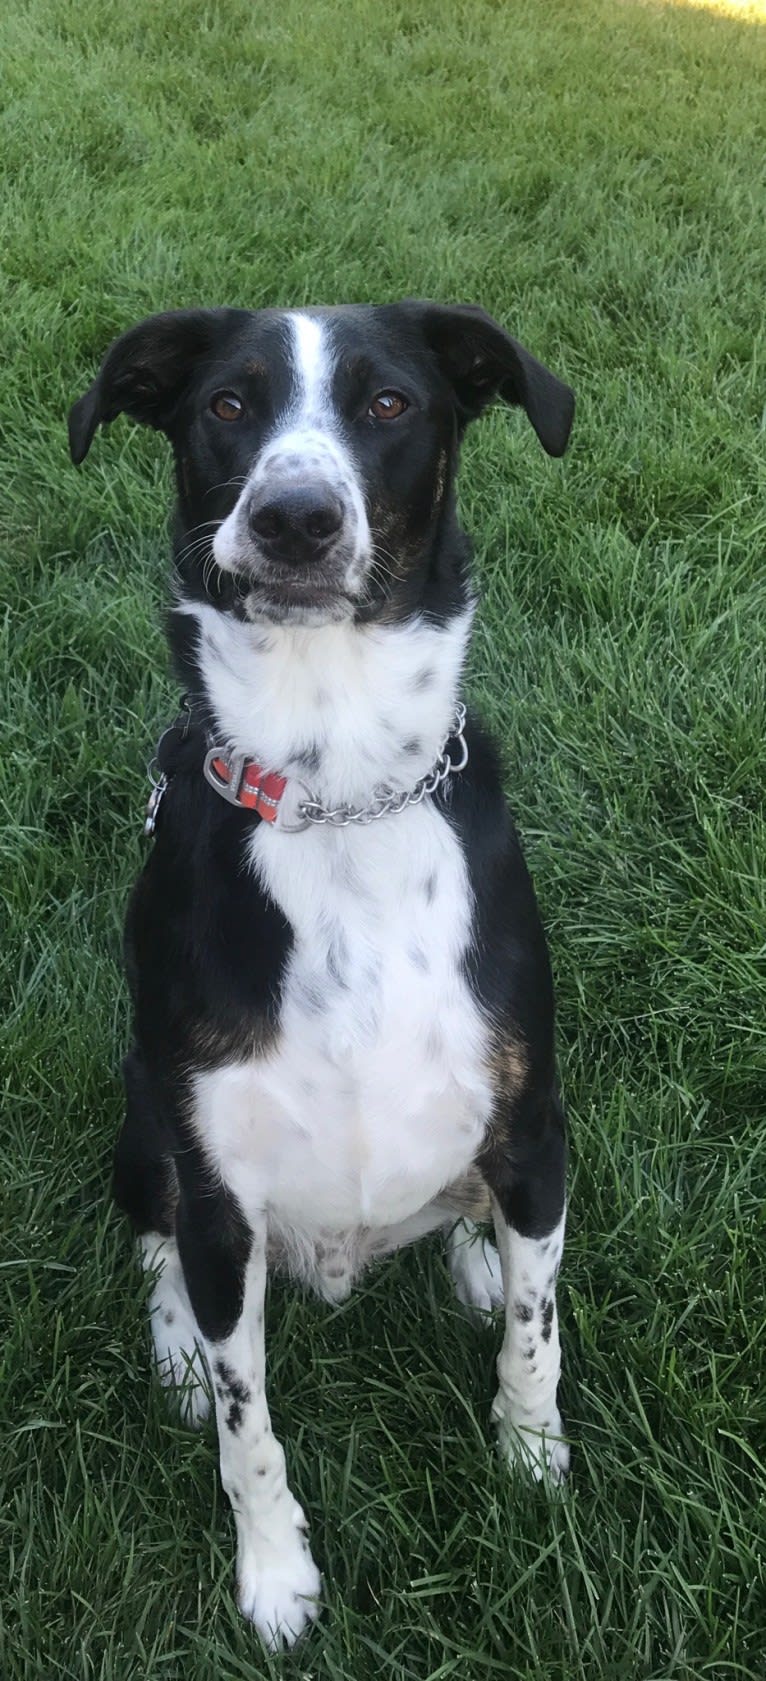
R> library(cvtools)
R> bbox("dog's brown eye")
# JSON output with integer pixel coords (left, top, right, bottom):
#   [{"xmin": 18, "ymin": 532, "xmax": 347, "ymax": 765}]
[
  {"xmin": 368, "ymin": 391, "xmax": 408, "ymax": 421},
  {"xmin": 210, "ymin": 392, "xmax": 244, "ymax": 422}
]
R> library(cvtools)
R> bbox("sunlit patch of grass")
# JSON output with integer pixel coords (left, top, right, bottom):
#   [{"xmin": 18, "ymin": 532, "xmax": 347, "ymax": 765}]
[{"xmin": 664, "ymin": 0, "xmax": 766, "ymax": 20}]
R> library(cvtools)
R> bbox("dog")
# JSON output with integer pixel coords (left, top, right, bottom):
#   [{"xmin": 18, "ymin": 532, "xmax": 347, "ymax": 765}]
[{"xmin": 69, "ymin": 300, "xmax": 575, "ymax": 1650}]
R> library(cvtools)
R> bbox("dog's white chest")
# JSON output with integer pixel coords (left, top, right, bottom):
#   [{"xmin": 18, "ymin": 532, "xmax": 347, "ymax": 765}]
[{"xmin": 194, "ymin": 801, "xmax": 493, "ymax": 1254}]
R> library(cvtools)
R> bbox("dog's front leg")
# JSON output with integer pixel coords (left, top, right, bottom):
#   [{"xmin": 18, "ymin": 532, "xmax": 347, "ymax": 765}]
[
  {"xmin": 482, "ymin": 1093, "xmax": 570, "ymax": 1484},
  {"xmin": 177, "ymin": 1199, "xmax": 321, "ymax": 1649}
]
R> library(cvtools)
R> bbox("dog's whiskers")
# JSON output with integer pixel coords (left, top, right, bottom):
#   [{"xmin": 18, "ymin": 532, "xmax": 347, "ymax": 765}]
[
  {"xmin": 203, "ymin": 550, "xmax": 224, "ymax": 596},
  {"xmin": 176, "ymin": 531, "xmax": 218, "ymax": 568},
  {"xmin": 359, "ymin": 543, "xmax": 400, "ymax": 604},
  {"xmin": 203, "ymin": 475, "xmax": 249, "ymax": 499}
]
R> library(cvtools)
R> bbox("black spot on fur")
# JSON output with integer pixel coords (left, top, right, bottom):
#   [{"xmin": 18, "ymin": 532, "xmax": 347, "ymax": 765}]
[
  {"xmin": 541, "ymin": 1299, "xmax": 554, "ymax": 1342},
  {"xmin": 523, "ymin": 1345, "xmax": 536, "ymax": 1361},
  {"xmin": 413, "ymin": 666, "xmax": 435, "ymax": 691},
  {"xmin": 423, "ymin": 872, "xmax": 437, "ymax": 904},
  {"xmin": 214, "ymin": 1359, "xmax": 252, "ymax": 1414},
  {"xmin": 403, "ymin": 736, "xmax": 422, "ymax": 756},
  {"xmin": 514, "ymin": 1301, "xmax": 534, "ymax": 1324},
  {"xmin": 164, "ymin": 1310, "xmax": 175, "ymax": 1326},
  {"xmin": 294, "ymin": 743, "xmax": 322, "ymax": 776}
]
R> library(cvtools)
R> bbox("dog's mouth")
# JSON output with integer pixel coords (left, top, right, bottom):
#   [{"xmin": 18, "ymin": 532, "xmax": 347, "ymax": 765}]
[{"xmin": 238, "ymin": 573, "xmax": 356, "ymax": 625}]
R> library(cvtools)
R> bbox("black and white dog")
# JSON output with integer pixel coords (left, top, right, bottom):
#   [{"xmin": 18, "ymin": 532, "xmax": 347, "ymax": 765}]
[{"xmin": 69, "ymin": 301, "xmax": 574, "ymax": 1650}]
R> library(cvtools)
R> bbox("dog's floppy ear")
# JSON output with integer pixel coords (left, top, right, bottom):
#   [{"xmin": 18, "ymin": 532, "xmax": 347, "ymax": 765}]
[
  {"xmin": 68, "ymin": 309, "xmax": 227, "ymax": 465},
  {"xmin": 416, "ymin": 302, "xmax": 574, "ymax": 457}
]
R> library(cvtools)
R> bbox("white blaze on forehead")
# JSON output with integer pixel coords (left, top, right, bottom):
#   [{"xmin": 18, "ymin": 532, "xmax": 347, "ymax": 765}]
[{"xmin": 288, "ymin": 312, "xmax": 335, "ymax": 425}]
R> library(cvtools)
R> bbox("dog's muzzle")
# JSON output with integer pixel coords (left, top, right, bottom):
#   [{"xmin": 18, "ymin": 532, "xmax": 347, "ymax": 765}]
[{"xmin": 213, "ymin": 427, "xmax": 372, "ymax": 599}]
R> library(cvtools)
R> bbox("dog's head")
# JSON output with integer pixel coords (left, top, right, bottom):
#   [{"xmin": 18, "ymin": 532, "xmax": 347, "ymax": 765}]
[{"xmin": 69, "ymin": 302, "xmax": 574, "ymax": 626}]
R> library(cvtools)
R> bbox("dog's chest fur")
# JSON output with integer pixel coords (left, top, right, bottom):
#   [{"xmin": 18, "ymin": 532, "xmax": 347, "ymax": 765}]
[{"xmin": 185, "ymin": 601, "xmax": 495, "ymax": 1292}]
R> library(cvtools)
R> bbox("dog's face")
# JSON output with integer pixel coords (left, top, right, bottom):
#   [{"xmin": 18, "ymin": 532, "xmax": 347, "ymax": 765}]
[{"xmin": 69, "ymin": 303, "xmax": 574, "ymax": 626}]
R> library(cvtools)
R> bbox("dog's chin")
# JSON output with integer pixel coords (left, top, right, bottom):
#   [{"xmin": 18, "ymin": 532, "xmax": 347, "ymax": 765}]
[{"xmin": 241, "ymin": 580, "xmax": 356, "ymax": 628}]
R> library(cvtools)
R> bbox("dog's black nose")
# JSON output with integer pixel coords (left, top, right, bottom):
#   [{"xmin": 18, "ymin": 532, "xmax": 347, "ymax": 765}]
[{"xmin": 248, "ymin": 487, "xmax": 343, "ymax": 559}]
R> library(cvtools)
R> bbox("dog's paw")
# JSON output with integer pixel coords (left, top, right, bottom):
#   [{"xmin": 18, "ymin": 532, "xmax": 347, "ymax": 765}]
[
  {"xmin": 238, "ymin": 1538, "xmax": 322, "ymax": 1649},
  {"xmin": 494, "ymin": 1407, "xmax": 570, "ymax": 1486},
  {"xmin": 448, "ymin": 1225, "xmax": 505, "ymax": 1317}
]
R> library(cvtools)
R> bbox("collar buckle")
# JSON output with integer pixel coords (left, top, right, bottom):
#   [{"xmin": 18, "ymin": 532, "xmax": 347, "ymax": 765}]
[{"xmin": 203, "ymin": 747, "xmax": 247, "ymax": 806}]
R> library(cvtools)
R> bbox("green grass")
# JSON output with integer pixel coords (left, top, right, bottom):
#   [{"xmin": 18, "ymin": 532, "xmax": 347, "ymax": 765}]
[{"xmin": 2, "ymin": 0, "xmax": 766, "ymax": 1675}]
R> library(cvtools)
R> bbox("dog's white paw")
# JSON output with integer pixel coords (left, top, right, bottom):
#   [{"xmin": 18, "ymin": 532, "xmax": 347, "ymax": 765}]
[
  {"xmin": 494, "ymin": 1407, "xmax": 570, "ymax": 1485},
  {"xmin": 449, "ymin": 1224, "xmax": 505, "ymax": 1316},
  {"xmin": 238, "ymin": 1537, "xmax": 322, "ymax": 1649}
]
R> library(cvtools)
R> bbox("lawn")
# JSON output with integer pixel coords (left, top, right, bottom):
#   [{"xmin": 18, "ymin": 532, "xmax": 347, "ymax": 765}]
[{"xmin": 2, "ymin": 0, "xmax": 765, "ymax": 1675}]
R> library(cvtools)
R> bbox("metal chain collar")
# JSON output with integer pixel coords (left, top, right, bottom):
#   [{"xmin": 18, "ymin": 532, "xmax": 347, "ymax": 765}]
[
  {"xmin": 296, "ymin": 703, "xmax": 468, "ymax": 828},
  {"xmin": 144, "ymin": 699, "xmax": 469, "ymax": 836}
]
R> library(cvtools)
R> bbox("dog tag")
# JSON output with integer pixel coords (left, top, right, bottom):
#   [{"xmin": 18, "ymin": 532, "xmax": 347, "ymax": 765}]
[{"xmin": 144, "ymin": 773, "xmax": 168, "ymax": 838}]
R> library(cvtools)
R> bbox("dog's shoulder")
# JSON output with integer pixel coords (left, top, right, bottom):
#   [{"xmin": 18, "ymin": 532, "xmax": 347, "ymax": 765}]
[{"xmin": 125, "ymin": 742, "xmax": 292, "ymax": 1066}]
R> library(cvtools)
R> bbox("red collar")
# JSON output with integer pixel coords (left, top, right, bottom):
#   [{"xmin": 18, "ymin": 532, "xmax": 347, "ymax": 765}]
[{"xmin": 202, "ymin": 747, "xmax": 287, "ymax": 823}]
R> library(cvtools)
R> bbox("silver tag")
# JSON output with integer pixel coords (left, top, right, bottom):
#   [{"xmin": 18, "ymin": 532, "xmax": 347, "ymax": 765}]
[{"xmin": 144, "ymin": 773, "xmax": 168, "ymax": 838}]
